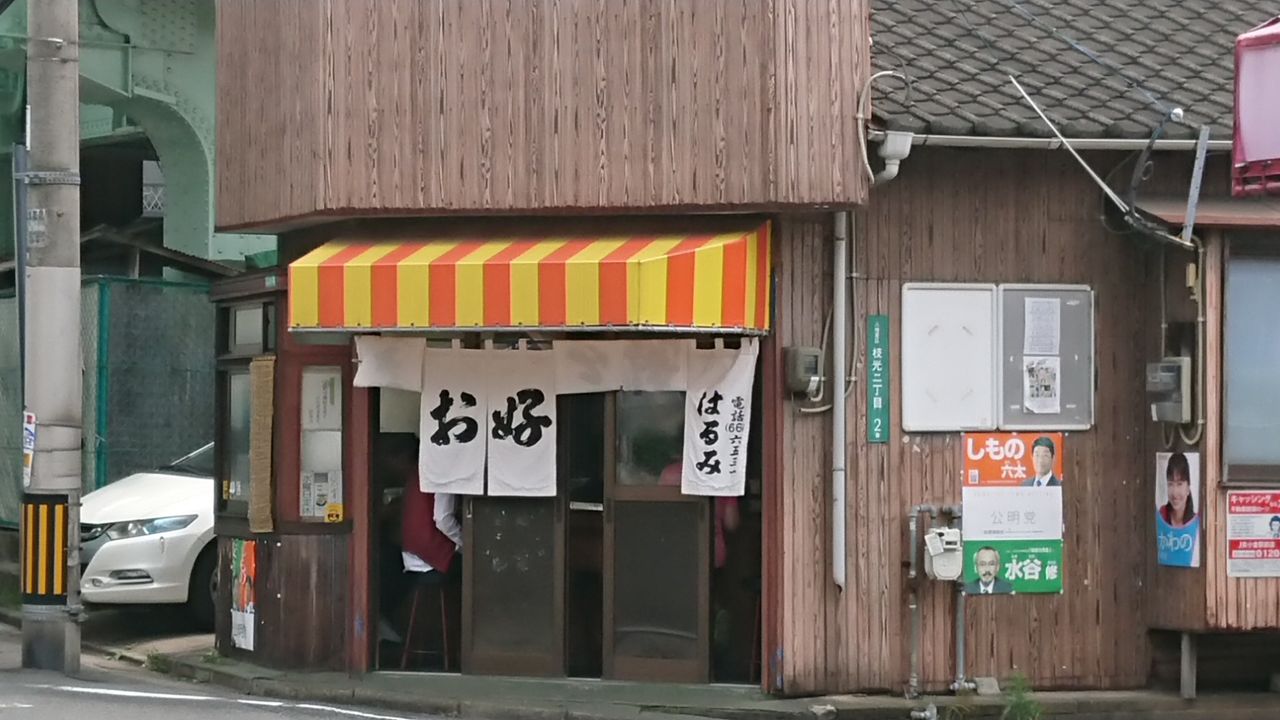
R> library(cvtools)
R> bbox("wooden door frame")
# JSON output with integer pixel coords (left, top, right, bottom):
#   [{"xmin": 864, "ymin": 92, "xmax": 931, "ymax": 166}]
[
  {"xmin": 348, "ymin": 383, "xmax": 374, "ymax": 673},
  {"xmin": 602, "ymin": 392, "xmax": 712, "ymax": 683}
]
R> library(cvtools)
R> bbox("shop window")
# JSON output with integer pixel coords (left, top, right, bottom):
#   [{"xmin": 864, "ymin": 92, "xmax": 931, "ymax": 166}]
[
  {"xmin": 221, "ymin": 369, "xmax": 252, "ymax": 511},
  {"xmin": 616, "ymin": 391, "xmax": 684, "ymax": 487},
  {"xmin": 299, "ymin": 365, "xmax": 345, "ymax": 522},
  {"xmin": 1226, "ymin": 253, "xmax": 1280, "ymax": 482},
  {"xmin": 222, "ymin": 301, "xmax": 276, "ymax": 357},
  {"xmin": 217, "ymin": 298, "xmax": 277, "ymax": 517}
]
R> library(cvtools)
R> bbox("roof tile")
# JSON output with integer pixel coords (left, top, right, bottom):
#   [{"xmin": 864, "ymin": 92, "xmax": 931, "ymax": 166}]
[{"xmin": 871, "ymin": 0, "xmax": 1275, "ymax": 140}]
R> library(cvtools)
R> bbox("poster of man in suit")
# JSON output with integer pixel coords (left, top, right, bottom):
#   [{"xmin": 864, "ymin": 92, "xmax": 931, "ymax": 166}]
[{"xmin": 963, "ymin": 433, "xmax": 1065, "ymax": 595}]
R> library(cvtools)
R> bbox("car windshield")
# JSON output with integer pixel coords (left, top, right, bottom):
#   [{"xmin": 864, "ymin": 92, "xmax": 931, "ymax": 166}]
[{"xmin": 160, "ymin": 443, "xmax": 215, "ymax": 477}]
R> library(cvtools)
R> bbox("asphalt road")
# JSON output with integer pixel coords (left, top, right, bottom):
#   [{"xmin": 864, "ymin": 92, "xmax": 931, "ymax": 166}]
[{"xmin": 0, "ymin": 623, "xmax": 439, "ymax": 720}]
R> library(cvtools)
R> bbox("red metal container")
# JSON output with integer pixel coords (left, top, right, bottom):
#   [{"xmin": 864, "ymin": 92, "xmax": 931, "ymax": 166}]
[{"xmin": 1234, "ymin": 16, "xmax": 1280, "ymax": 197}]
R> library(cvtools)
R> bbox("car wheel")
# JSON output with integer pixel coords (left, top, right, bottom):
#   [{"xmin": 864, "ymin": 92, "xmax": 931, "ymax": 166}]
[{"xmin": 187, "ymin": 546, "xmax": 217, "ymax": 631}]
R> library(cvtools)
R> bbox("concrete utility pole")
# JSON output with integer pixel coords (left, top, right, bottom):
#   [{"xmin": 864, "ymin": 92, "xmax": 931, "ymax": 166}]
[{"xmin": 20, "ymin": 0, "xmax": 81, "ymax": 673}]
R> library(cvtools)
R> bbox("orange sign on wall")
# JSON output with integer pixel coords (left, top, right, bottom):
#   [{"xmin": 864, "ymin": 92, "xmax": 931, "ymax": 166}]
[{"xmin": 963, "ymin": 432, "xmax": 1065, "ymax": 487}]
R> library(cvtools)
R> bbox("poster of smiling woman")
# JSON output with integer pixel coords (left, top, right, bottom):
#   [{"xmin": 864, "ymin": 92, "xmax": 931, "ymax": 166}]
[{"xmin": 1156, "ymin": 452, "xmax": 1201, "ymax": 568}]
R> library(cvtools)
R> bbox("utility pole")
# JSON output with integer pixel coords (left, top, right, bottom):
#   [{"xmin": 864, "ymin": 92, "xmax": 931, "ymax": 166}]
[{"xmin": 20, "ymin": 0, "xmax": 81, "ymax": 673}]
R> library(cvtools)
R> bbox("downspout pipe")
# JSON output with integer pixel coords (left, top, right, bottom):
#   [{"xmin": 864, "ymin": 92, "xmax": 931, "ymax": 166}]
[
  {"xmin": 949, "ymin": 507, "xmax": 976, "ymax": 694},
  {"xmin": 906, "ymin": 504, "xmax": 939, "ymax": 700},
  {"xmin": 832, "ymin": 211, "xmax": 849, "ymax": 591}
]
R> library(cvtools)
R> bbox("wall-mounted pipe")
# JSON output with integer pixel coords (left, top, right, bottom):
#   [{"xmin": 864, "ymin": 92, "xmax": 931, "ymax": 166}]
[
  {"xmin": 832, "ymin": 212, "xmax": 849, "ymax": 591},
  {"xmin": 1179, "ymin": 239, "xmax": 1207, "ymax": 446},
  {"xmin": 949, "ymin": 508, "xmax": 976, "ymax": 694},
  {"xmin": 866, "ymin": 128, "xmax": 1233, "ymax": 153},
  {"xmin": 874, "ymin": 131, "xmax": 914, "ymax": 185},
  {"xmin": 906, "ymin": 504, "xmax": 939, "ymax": 700}
]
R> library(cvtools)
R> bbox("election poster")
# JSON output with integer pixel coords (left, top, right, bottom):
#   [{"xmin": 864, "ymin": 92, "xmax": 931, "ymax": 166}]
[
  {"xmin": 963, "ymin": 540, "xmax": 1063, "ymax": 595},
  {"xmin": 1227, "ymin": 491, "xmax": 1280, "ymax": 577},
  {"xmin": 962, "ymin": 432, "xmax": 1065, "ymax": 594},
  {"xmin": 230, "ymin": 539, "xmax": 257, "ymax": 651},
  {"xmin": 1155, "ymin": 452, "xmax": 1200, "ymax": 568}
]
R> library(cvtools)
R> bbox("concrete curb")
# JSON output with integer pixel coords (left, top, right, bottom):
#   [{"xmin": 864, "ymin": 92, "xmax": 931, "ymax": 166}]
[
  {"xmin": 0, "ymin": 606, "xmax": 151, "ymax": 665},
  {"xmin": 141, "ymin": 650, "xmax": 1280, "ymax": 720},
  {"xmin": 6, "ymin": 609, "xmax": 1280, "ymax": 720},
  {"xmin": 151, "ymin": 651, "xmax": 765, "ymax": 720}
]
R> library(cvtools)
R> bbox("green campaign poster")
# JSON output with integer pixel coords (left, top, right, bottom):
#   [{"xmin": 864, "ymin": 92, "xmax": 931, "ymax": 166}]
[{"xmin": 962, "ymin": 539, "xmax": 1063, "ymax": 595}]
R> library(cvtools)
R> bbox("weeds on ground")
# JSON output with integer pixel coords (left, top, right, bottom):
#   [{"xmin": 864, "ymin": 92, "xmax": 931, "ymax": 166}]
[
  {"xmin": 0, "ymin": 580, "xmax": 19, "ymax": 609},
  {"xmin": 1000, "ymin": 674, "xmax": 1042, "ymax": 720},
  {"xmin": 202, "ymin": 650, "xmax": 224, "ymax": 665},
  {"xmin": 942, "ymin": 698, "xmax": 975, "ymax": 720},
  {"xmin": 145, "ymin": 652, "xmax": 173, "ymax": 673}
]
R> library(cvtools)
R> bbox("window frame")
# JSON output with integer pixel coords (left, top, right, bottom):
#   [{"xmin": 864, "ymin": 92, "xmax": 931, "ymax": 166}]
[
  {"xmin": 1223, "ymin": 236, "xmax": 1280, "ymax": 486},
  {"xmin": 273, "ymin": 329, "xmax": 354, "ymax": 532},
  {"xmin": 216, "ymin": 363, "xmax": 253, "ymax": 517},
  {"xmin": 292, "ymin": 363, "xmax": 349, "ymax": 525},
  {"xmin": 214, "ymin": 291, "xmax": 280, "ymax": 524}
]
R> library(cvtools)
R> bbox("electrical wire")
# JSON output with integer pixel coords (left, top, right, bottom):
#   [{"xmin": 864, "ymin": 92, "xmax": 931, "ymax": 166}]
[
  {"xmin": 857, "ymin": 69, "xmax": 912, "ymax": 185},
  {"xmin": 796, "ymin": 273, "xmax": 858, "ymax": 416},
  {"xmin": 949, "ymin": 0, "xmax": 1180, "ymax": 125},
  {"xmin": 1002, "ymin": 0, "xmax": 1172, "ymax": 115}
]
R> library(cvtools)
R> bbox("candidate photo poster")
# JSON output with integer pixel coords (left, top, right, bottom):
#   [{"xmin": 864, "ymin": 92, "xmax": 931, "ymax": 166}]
[
  {"xmin": 1156, "ymin": 452, "xmax": 1201, "ymax": 568},
  {"xmin": 961, "ymin": 433, "xmax": 1066, "ymax": 595}
]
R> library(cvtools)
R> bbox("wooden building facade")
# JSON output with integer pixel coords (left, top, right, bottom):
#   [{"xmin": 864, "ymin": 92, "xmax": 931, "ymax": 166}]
[{"xmin": 211, "ymin": 0, "xmax": 1280, "ymax": 699}]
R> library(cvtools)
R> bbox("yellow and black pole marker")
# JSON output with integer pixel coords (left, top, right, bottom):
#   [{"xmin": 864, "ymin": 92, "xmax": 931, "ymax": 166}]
[{"xmin": 20, "ymin": 494, "xmax": 70, "ymax": 605}]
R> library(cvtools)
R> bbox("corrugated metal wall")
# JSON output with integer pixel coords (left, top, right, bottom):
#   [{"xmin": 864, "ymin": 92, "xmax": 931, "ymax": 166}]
[{"xmin": 0, "ymin": 278, "xmax": 214, "ymax": 526}]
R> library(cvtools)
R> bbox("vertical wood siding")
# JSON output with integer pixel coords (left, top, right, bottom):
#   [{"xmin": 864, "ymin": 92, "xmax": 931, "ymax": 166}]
[
  {"xmin": 215, "ymin": 0, "xmax": 871, "ymax": 230},
  {"xmin": 1198, "ymin": 232, "xmax": 1280, "ymax": 630},
  {"xmin": 217, "ymin": 534, "xmax": 351, "ymax": 670},
  {"xmin": 773, "ymin": 148, "xmax": 1165, "ymax": 693}
]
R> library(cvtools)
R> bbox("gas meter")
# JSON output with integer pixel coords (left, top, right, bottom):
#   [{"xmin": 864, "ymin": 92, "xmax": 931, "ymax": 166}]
[{"xmin": 923, "ymin": 526, "xmax": 963, "ymax": 582}]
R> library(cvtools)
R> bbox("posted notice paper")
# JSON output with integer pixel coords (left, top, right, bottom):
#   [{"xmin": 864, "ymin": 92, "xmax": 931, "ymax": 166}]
[
  {"xmin": 1023, "ymin": 297, "xmax": 1061, "ymax": 356},
  {"xmin": 1022, "ymin": 355, "xmax": 1061, "ymax": 415}
]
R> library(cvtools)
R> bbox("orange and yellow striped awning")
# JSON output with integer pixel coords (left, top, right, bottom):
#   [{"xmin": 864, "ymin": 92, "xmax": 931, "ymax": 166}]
[{"xmin": 288, "ymin": 225, "xmax": 771, "ymax": 333}]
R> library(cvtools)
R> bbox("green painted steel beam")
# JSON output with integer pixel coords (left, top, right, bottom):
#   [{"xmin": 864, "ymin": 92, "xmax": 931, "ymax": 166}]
[{"xmin": 0, "ymin": 0, "xmax": 220, "ymax": 260}]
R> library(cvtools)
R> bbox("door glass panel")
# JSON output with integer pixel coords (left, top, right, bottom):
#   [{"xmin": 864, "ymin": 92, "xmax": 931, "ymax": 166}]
[
  {"xmin": 612, "ymin": 500, "xmax": 700, "ymax": 661},
  {"xmin": 226, "ymin": 371, "xmax": 251, "ymax": 501},
  {"xmin": 616, "ymin": 391, "xmax": 684, "ymax": 487},
  {"xmin": 470, "ymin": 498, "xmax": 557, "ymax": 657}
]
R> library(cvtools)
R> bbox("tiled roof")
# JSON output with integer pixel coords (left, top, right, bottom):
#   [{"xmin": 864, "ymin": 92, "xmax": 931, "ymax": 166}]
[{"xmin": 870, "ymin": 1, "xmax": 1274, "ymax": 140}]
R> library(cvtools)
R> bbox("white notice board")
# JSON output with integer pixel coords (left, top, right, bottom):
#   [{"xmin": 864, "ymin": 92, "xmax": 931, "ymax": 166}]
[{"xmin": 900, "ymin": 283, "xmax": 998, "ymax": 432}]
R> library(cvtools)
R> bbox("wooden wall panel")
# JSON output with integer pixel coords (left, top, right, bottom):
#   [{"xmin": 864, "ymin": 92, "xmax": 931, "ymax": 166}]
[
  {"xmin": 257, "ymin": 534, "xmax": 351, "ymax": 670},
  {"xmin": 1201, "ymin": 232, "xmax": 1280, "ymax": 631},
  {"xmin": 216, "ymin": 0, "xmax": 871, "ymax": 231},
  {"xmin": 775, "ymin": 148, "xmax": 1175, "ymax": 693},
  {"xmin": 770, "ymin": 214, "xmax": 837, "ymax": 695},
  {"xmin": 1145, "ymin": 246, "xmax": 1210, "ymax": 632}
]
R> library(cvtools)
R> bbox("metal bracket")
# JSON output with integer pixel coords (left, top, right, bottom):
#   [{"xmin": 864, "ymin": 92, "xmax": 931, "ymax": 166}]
[{"xmin": 15, "ymin": 171, "xmax": 80, "ymax": 186}]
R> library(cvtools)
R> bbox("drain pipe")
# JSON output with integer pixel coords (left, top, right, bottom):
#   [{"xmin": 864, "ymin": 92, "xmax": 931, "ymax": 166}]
[
  {"xmin": 949, "ymin": 507, "xmax": 976, "ymax": 693},
  {"xmin": 909, "ymin": 705, "xmax": 939, "ymax": 720},
  {"xmin": 1178, "ymin": 238, "xmax": 1207, "ymax": 446},
  {"xmin": 906, "ymin": 504, "xmax": 939, "ymax": 699},
  {"xmin": 832, "ymin": 212, "xmax": 849, "ymax": 591}
]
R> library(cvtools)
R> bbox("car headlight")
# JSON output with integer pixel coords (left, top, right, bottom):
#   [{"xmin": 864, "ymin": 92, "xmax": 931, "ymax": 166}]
[{"xmin": 104, "ymin": 515, "xmax": 197, "ymax": 541}]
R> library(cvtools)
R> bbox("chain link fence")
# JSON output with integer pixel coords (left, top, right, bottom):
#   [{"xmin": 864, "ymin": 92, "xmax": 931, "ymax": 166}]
[{"xmin": 0, "ymin": 277, "xmax": 215, "ymax": 527}]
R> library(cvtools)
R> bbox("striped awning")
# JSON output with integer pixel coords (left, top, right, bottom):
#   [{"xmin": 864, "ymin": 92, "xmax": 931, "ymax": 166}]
[{"xmin": 288, "ymin": 225, "xmax": 771, "ymax": 333}]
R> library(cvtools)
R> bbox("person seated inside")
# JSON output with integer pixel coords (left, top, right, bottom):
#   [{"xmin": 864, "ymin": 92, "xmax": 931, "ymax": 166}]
[{"xmin": 378, "ymin": 438, "xmax": 462, "ymax": 644}]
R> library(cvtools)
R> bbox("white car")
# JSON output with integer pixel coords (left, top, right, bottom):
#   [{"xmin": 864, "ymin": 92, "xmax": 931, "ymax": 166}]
[{"xmin": 79, "ymin": 444, "xmax": 216, "ymax": 628}]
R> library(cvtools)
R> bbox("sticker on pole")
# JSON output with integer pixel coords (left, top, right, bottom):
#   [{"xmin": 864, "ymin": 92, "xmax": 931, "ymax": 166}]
[{"xmin": 22, "ymin": 411, "xmax": 35, "ymax": 488}]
